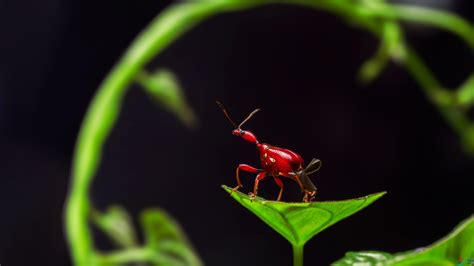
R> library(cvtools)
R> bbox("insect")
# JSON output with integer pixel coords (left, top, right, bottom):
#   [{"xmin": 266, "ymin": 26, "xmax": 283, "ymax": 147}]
[{"xmin": 217, "ymin": 101, "xmax": 322, "ymax": 202}]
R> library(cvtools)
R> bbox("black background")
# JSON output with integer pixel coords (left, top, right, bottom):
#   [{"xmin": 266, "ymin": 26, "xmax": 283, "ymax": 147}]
[{"xmin": 1, "ymin": 0, "xmax": 473, "ymax": 265}]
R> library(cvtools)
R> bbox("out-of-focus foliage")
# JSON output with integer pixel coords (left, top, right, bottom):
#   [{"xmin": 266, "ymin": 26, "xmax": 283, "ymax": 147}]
[
  {"xmin": 91, "ymin": 206, "xmax": 138, "ymax": 249},
  {"xmin": 137, "ymin": 69, "xmax": 197, "ymax": 128},
  {"xmin": 140, "ymin": 209, "xmax": 202, "ymax": 266},
  {"xmin": 333, "ymin": 216, "xmax": 474, "ymax": 266},
  {"xmin": 358, "ymin": 21, "xmax": 405, "ymax": 84},
  {"xmin": 63, "ymin": 0, "xmax": 473, "ymax": 265},
  {"xmin": 93, "ymin": 207, "xmax": 202, "ymax": 266}
]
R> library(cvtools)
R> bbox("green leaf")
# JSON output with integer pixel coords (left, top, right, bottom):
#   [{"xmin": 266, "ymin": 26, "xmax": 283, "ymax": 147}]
[
  {"xmin": 333, "ymin": 215, "xmax": 474, "ymax": 266},
  {"xmin": 222, "ymin": 185, "xmax": 386, "ymax": 247},
  {"xmin": 90, "ymin": 206, "xmax": 138, "ymax": 248},
  {"xmin": 332, "ymin": 251, "xmax": 394, "ymax": 265},
  {"xmin": 140, "ymin": 208, "xmax": 202, "ymax": 266},
  {"xmin": 136, "ymin": 69, "xmax": 198, "ymax": 128},
  {"xmin": 95, "ymin": 207, "xmax": 203, "ymax": 266}
]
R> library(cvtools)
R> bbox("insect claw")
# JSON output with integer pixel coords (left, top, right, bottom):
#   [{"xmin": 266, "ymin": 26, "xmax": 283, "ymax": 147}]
[
  {"xmin": 248, "ymin": 192, "xmax": 256, "ymax": 201},
  {"xmin": 303, "ymin": 190, "xmax": 317, "ymax": 202},
  {"xmin": 303, "ymin": 195, "xmax": 310, "ymax": 203},
  {"xmin": 231, "ymin": 185, "xmax": 241, "ymax": 195}
]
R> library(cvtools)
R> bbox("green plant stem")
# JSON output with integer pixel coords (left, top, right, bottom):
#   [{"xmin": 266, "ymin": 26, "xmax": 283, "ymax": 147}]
[
  {"xmin": 403, "ymin": 47, "xmax": 470, "ymax": 135},
  {"xmin": 64, "ymin": 0, "xmax": 474, "ymax": 265},
  {"xmin": 364, "ymin": 3, "xmax": 474, "ymax": 48},
  {"xmin": 293, "ymin": 244, "xmax": 304, "ymax": 266},
  {"xmin": 401, "ymin": 45, "xmax": 474, "ymax": 153},
  {"xmin": 97, "ymin": 248, "xmax": 184, "ymax": 266},
  {"xmin": 64, "ymin": 2, "xmax": 261, "ymax": 265}
]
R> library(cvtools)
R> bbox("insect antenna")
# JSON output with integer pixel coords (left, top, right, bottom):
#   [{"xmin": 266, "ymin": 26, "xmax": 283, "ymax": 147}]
[
  {"xmin": 238, "ymin": 108, "xmax": 260, "ymax": 128},
  {"xmin": 216, "ymin": 101, "xmax": 238, "ymax": 128}
]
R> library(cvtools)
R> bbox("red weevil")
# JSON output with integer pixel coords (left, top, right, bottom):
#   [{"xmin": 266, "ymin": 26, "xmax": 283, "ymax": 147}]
[{"xmin": 217, "ymin": 101, "xmax": 322, "ymax": 202}]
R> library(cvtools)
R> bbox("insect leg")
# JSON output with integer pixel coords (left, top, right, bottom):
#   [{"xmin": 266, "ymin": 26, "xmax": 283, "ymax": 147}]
[
  {"xmin": 293, "ymin": 174, "xmax": 316, "ymax": 202},
  {"xmin": 289, "ymin": 172, "xmax": 305, "ymax": 192},
  {"xmin": 303, "ymin": 191, "xmax": 316, "ymax": 203},
  {"xmin": 233, "ymin": 164, "xmax": 261, "ymax": 192},
  {"xmin": 273, "ymin": 177, "xmax": 284, "ymax": 201},
  {"xmin": 249, "ymin": 171, "xmax": 267, "ymax": 199}
]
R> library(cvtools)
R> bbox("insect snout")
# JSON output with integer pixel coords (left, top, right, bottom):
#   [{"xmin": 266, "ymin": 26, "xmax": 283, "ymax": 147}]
[{"xmin": 232, "ymin": 129, "xmax": 243, "ymax": 136}]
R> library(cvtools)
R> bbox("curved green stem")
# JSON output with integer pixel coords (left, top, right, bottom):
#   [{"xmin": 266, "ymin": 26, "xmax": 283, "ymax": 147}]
[
  {"xmin": 362, "ymin": 3, "xmax": 474, "ymax": 48},
  {"xmin": 403, "ymin": 47, "xmax": 470, "ymax": 134},
  {"xmin": 97, "ymin": 248, "xmax": 184, "ymax": 266},
  {"xmin": 293, "ymin": 244, "xmax": 304, "ymax": 266},
  {"xmin": 64, "ymin": 2, "xmax": 261, "ymax": 264},
  {"xmin": 403, "ymin": 47, "xmax": 474, "ymax": 153}
]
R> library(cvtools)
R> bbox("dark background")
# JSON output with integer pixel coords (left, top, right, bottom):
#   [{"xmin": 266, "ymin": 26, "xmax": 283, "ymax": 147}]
[{"xmin": 1, "ymin": 0, "xmax": 473, "ymax": 265}]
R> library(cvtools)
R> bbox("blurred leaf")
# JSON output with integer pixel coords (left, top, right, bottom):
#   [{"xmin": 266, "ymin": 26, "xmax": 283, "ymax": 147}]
[
  {"xmin": 358, "ymin": 43, "xmax": 390, "ymax": 84},
  {"xmin": 91, "ymin": 206, "xmax": 138, "ymax": 248},
  {"xmin": 458, "ymin": 75, "xmax": 474, "ymax": 107},
  {"xmin": 333, "ymin": 215, "xmax": 474, "ymax": 266},
  {"xmin": 95, "ymin": 207, "xmax": 202, "ymax": 266},
  {"xmin": 358, "ymin": 21, "xmax": 404, "ymax": 84},
  {"xmin": 140, "ymin": 208, "xmax": 202, "ymax": 266},
  {"xmin": 98, "ymin": 247, "xmax": 187, "ymax": 266},
  {"xmin": 222, "ymin": 185, "xmax": 385, "ymax": 247},
  {"xmin": 137, "ymin": 69, "xmax": 198, "ymax": 128}
]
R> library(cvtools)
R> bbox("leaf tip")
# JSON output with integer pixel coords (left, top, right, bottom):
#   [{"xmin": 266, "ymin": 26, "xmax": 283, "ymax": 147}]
[
  {"xmin": 369, "ymin": 191, "xmax": 387, "ymax": 198},
  {"xmin": 221, "ymin": 184, "xmax": 231, "ymax": 193},
  {"xmin": 362, "ymin": 191, "xmax": 387, "ymax": 206}
]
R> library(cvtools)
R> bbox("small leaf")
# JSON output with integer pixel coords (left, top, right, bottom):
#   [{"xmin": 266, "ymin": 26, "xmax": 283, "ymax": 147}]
[
  {"xmin": 333, "ymin": 215, "xmax": 474, "ymax": 265},
  {"xmin": 136, "ymin": 69, "xmax": 198, "ymax": 128},
  {"xmin": 91, "ymin": 206, "xmax": 138, "ymax": 248},
  {"xmin": 222, "ymin": 185, "xmax": 386, "ymax": 246},
  {"xmin": 140, "ymin": 208, "xmax": 202, "ymax": 266},
  {"xmin": 457, "ymin": 75, "xmax": 474, "ymax": 107},
  {"xmin": 358, "ymin": 21, "xmax": 405, "ymax": 85},
  {"xmin": 358, "ymin": 48, "xmax": 389, "ymax": 85}
]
